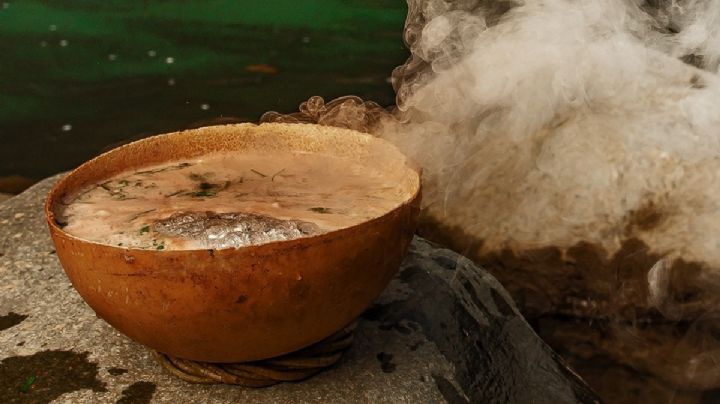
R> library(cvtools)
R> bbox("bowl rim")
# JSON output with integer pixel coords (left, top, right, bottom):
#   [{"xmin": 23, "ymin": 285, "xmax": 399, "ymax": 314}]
[{"xmin": 44, "ymin": 122, "xmax": 422, "ymax": 253}]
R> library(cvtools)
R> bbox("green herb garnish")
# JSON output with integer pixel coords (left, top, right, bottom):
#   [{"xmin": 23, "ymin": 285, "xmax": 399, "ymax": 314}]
[
  {"xmin": 73, "ymin": 186, "xmax": 96, "ymax": 201},
  {"xmin": 139, "ymin": 225, "xmax": 150, "ymax": 235},
  {"xmin": 271, "ymin": 168, "xmax": 285, "ymax": 181},
  {"xmin": 309, "ymin": 207, "xmax": 331, "ymax": 214},
  {"xmin": 98, "ymin": 180, "xmax": 135, "ymax": 200},
  {"xmin": 20, "ymin": 375, "xmax": 36, "ymax": 393},
  {"xmin": 189, "ymin": 181, "xmax": 230, "ymax": 198},
  {"xmin": 128, "ymin": 209, "xmax": 156, "ymax": 222},
  {"xmin": 165, "ymin": 190, "xmax": 186, "ymax": 197},
  {"xmin": 188, "ymin": 173, "xmax": 206, "ymax": 182},
  {"xmin": 136, "ymin": 162, "xmax": 193, "ymax": 176}
]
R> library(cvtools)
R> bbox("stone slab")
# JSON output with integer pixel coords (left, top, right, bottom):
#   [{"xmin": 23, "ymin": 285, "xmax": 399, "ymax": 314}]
[{"xmin": 0, "ymin": 175, "xmax": 599, "ymax": 403}]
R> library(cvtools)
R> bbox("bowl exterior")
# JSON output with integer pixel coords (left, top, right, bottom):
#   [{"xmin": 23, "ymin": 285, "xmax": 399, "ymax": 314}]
[{"xmin": 47, "ymin": 193, "xmax": 419, "ymax": 362}]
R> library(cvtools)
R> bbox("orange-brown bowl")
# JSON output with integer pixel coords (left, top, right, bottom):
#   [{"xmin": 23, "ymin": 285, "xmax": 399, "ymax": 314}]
[{"xmin": 44, "ymin": 123, "xmax": 421, "ymax": 363}]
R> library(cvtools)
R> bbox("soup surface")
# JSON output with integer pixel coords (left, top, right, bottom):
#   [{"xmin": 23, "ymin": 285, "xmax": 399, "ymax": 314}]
[{"xmin": 56, "ymin": 150, "xmax": 406, "ymax": 250}]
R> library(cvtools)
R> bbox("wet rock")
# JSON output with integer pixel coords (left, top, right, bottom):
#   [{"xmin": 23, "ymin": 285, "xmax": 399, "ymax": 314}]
[
  {"xmin": 116, "ymin": 381, "xmax": 156, "ymax": 404},
  {"xmin": 433, "ymin": 374, "xmax": 470, "ymax": 404},
  {"xmin": 0, "ymin": 312, "xmax": 27, "ymax": 332},
  {"xmin": 536, "ymin": 316, "xmax": 720, "ymax": 392},
  {"xmin": 374, "ymin": 238, "xmax": 601, "ymax": 403},
  {"xmin": 0, "ymin": 350, "xmax": 106, "ymax": 403},
  {"xmin": 422, "ymin": 218, "xmax": 720, "ymax": 394},
  {"xmin": 420, "ymin": 218, "xmax": 719, "ymax": 324}
]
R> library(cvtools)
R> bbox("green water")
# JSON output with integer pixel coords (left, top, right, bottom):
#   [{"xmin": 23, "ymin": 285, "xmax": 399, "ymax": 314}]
[{"xmin": 0, "ymin": 1, "xmax": 408, "ymax": 181}]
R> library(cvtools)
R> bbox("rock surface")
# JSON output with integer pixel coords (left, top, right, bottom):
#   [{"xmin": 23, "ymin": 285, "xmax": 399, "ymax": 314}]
[
  {"xmin": 534, "ymin": 317, "xmax": 720, "ymax": 404},
  {"xmin": 0, "ymin": 175, "xmax": 598, "ymax": 403}
]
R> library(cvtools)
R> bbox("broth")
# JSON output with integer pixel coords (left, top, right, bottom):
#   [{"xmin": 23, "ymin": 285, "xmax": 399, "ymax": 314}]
[{"xmin": 56, "ymin": 150, "xmax": 406, "ymax": 250}]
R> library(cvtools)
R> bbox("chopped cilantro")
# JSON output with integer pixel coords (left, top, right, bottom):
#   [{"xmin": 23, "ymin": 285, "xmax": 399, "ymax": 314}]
[
  {"xmin": 271, "ymin": 168, "xmax": 286, "ymax": 181},
  {"xmin": 165, "ymin": 190, "xmax": 186, "ymax": 197},
  {"xmin": 251, "ymin": 169, "xmax": 267, "ymax": 177},
  {"xmin": 20, "ymin": 375, "xmax": 36, "ymax": 393},
  {"xmin": 136, "ymin": 162, "xmax": 192, "ymax": 175},
  {"xmin": 188, "ymin": 173, "xmax": 206, "ymax": 182},
  {"xmin": 189, "ymin": 181, "xmax": 230, "ymax": 198}
]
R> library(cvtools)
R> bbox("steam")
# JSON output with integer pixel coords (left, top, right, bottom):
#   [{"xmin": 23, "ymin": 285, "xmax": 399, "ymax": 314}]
[
  {"xmin": 261, "ymin": 96, "xmax": 389, "ymax": 134},
  {"xmin": 383, "ymin": 0, "xmax": 720, "ymax": 391},
  {"xmin": 262, "ymin": 0, "xmax": 720, "ymax": 390},
  {"xmin": 268, "ymin": 1, "xmax": 720, "ymax": 262},
  {"xmin": 386, "ymin": 0, "xmax": 719, "ymax": 250},
  {"xmin": 384, "ymin": 0, "xmax": 720, "ymax": 318}
]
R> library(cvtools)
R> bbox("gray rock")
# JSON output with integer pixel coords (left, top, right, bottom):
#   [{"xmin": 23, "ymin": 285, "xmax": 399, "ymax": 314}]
[{"xmin": 0, "ymin": 174, "xmax": 598, "ymax": 403}]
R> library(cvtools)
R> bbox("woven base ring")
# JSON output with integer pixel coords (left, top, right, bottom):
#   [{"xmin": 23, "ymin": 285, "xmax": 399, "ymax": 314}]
[{"xmin": 153, "ymin": 322, "xmax": 356, "ymax": 387}]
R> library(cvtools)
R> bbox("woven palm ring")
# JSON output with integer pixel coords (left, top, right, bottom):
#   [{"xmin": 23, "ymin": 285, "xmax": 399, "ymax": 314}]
[{"xmin": 153, "ymin": 322, "xmax": 357, "ymax": 387}]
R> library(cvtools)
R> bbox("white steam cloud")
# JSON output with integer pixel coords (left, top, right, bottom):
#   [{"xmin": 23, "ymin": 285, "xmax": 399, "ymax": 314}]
[
  {"xmin": 376, "ymin": 0, "xmax": 720, "ymax": 390},
  {"xmin": 381, "ymin": 0, "xmax": 720, "ymax": 318},
  {"xmin": 263, "ymin": 1, "xmax": 720, "ymax": 388}
]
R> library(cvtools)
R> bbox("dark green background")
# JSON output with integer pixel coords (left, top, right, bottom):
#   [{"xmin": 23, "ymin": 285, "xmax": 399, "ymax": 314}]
[{"xmin": 0, "ymin": 1, "xmax": 408, "ymax": 182}]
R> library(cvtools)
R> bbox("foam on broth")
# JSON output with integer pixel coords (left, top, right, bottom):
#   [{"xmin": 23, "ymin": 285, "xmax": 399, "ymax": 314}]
[{"xmin": 56, "ymin": 150, "xmax": 408, "ymax": 250}]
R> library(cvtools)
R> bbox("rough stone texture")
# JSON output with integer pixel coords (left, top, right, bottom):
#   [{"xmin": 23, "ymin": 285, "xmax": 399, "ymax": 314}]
[
  {"xmin": 0, "ymin": 175, "xmax": 598, "ymax": 403},
  {"xmin": 422, "ymin": 220, "xmax": 720, "ymax": 394},
  {"xmin": 534, "ymin": 317, "xmax": 720, "ymax": 404}
]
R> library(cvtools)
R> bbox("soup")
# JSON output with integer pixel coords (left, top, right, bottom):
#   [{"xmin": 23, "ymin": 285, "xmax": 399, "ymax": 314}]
[{"xmin": 56, "ymin": 150, "xmax": 406, "ymax": 250}]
